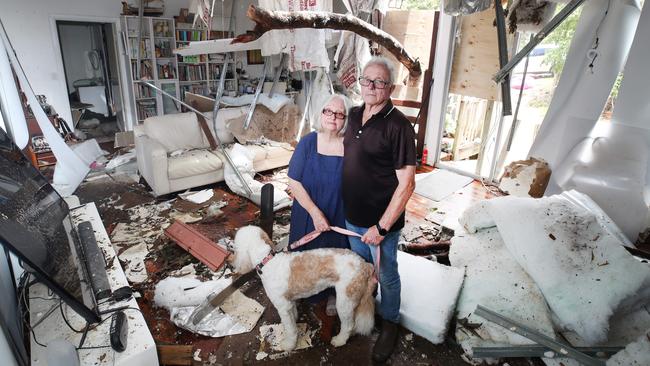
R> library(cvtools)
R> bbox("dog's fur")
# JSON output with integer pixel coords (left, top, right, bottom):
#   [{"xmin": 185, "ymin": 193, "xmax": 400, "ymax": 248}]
[{"xmin": 229, "ymin": 225, "xmax": 376, "ymax": 351}]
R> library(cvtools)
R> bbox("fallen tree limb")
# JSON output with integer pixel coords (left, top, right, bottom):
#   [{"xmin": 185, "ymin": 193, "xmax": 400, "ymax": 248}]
[{"xmin": 233, "ymin": 5, "xmax": 422, "ymax": 79}]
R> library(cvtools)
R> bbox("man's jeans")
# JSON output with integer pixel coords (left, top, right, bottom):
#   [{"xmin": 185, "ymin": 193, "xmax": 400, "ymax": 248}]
[{"xmin": 345, "ymin": 220, "xmax": 401, "ymax": 323}]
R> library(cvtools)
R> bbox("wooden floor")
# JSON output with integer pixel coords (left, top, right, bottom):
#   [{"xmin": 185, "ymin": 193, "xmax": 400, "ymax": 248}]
[{"xmin": 406, "ymin": 164, "xmax": 502, "ymax": 233}]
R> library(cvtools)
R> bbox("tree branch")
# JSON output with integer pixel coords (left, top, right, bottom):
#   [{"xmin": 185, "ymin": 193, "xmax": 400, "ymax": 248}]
[{"xmin": 233, "ymin": 5, "xmax": 422, "ymax": 79}]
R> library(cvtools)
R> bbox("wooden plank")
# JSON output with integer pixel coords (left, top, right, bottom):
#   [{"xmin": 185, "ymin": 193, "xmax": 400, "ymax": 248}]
[
  {"xmin": 453, "ymin": 97, "xmax": 487, "ymax": 161},
  {"xmin": 449, "ymin": 9, "xmax": 503, "ymax": 101},
  {"xmin": 417, "ymin": 12, "xmax": 440, "ymax": 158},
  {"xmin": 451, "ymin": 99, "xmax": 466, "ymax": 160},
  {"xmin": 392, "ymin": 99, "xmax": 422, "ymax": 109},
  {"xmin": 475, "ymin": 100, "xmax": 495, "ymax": 175},
  {"xmin": 157, "ymin": 345, "xmax": 194, "ymax": 365},
  {"xmin": 184, "ymin": 92, "xmax": 214, "ymax": 112},
  {"xmin": 164, "ymin": 220, "xmax": 230, "ymax": 271},
  {"xmin": 382, "ymin": 10, "xmax": 436, "ymax": 91}
]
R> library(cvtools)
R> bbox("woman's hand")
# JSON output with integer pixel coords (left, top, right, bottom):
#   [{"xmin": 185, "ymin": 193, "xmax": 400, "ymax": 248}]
[{"xmin": 309, "ymin": 208, "xmax": 330, "ymax": 232}]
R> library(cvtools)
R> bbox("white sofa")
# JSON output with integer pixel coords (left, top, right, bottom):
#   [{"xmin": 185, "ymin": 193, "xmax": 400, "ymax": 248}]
[{"xmin": 134, "ymin": 109, "xmax": 293, "ymax": 196}]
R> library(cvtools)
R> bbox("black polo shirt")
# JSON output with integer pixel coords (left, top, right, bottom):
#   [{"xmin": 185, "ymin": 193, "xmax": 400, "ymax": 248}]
[{"xmin": 342, "ymin": 101, "xmax": 416, "ymax": 231}]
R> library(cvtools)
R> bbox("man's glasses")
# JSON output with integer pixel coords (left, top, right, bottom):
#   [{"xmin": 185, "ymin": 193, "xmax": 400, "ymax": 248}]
[
  {"xmin": 358, "ymin": 76, "xmax": 391, "ymax": 90},
  {"xmin": 322, "ymin": 108, "xmax": 346, "ymax": 120}
]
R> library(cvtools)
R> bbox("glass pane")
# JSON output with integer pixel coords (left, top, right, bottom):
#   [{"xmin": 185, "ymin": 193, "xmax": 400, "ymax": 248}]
[{"xmin": 161, "ymin": 83, "xmax": 179, "ymax": 114}]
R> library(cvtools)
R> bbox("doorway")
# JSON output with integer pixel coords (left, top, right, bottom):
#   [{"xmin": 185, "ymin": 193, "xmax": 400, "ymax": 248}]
[{"xmin": 56, "ymin": 21, "xmax": 124, "ymax": 142}]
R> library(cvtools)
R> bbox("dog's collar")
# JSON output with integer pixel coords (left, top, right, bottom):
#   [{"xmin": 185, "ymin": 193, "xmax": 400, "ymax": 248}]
[{"xmin": 255, "ymin": 252, "xmax": 275, "ymax": 275}]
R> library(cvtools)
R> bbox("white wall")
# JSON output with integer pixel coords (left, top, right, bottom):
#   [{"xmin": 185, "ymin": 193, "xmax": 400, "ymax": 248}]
[{"xmin": 0, "ymin": 0, "xmax": 191, "ymax": 129}]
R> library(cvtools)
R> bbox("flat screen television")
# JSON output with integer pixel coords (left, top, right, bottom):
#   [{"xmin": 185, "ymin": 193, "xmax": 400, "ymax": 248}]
[{"xmin": 0, "ymin": 127, "xmax": 100, "ymax": 323}]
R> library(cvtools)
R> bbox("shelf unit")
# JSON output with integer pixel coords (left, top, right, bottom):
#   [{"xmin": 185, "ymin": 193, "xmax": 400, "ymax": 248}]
[
  {"xmin": 175, "ymin": 23, "xmax": 238, "ymax": 99},
  {"xmin": 122, "ymin": 16, "xmax": 181, "ymax": 123}
]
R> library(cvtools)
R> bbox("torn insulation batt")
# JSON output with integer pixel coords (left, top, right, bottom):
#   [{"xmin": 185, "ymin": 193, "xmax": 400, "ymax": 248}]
[{"xmin": 460, "ymin": 192, "xmax": 650, "ymax": 345}]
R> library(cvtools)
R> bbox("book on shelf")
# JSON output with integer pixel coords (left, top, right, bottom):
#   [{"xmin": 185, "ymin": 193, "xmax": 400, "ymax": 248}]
[
  {"xmin": 129, "ymin": 38, "xmax": 152, "ymax": 59},
  {"xmin": 131, "ymin": 60, "xmax": 154, "ymax": 79},
  {"xmin": 209, "ymin": 30, "xmax": 231, "ymax": 40},
  {"xmin": 209, "ymin": 80, "xmax": 236, "ymax": 92},
  {"xmin": 134, "ymin": 84, "xmax": 153, "ymax": 98},
  {"xmin": 181, "ymin": 83, "xmax": 209, "ymax": 96},
  {"xmin": 175, "ymin": 29, "xmax": 204, "ymax": 42},
  {"xmin": 179, "ymin": 64, "xmax": 206, "ymax": 81},
  {"xmin": 181, "ymin": 55, "xmax": 207, "ymax": 63},
  {"xmin": 208, "ymin": 64, "xmax": 221, "ymax": 79},
  {"xmin": 155, "ymin": 39, "xmax": 173, "ymax": 58},
  {"xmin": 136, "ymin": 99, "xmax": 157, "ymax": 120}
]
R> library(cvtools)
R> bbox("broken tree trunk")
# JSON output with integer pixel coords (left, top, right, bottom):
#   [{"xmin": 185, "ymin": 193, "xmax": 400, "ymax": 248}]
[{"xmin": 233, "ymin": 5, "xmax": 422, "ymax": 80}]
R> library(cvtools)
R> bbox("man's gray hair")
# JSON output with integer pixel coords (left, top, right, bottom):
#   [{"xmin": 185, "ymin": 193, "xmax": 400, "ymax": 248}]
[
  {"xmin": 362, "ymin": 56, "xmax": 397, "ymax": 85},
  {"xmin": 312, "ymin": 94, "xmax": 352, "ymax": 136}
]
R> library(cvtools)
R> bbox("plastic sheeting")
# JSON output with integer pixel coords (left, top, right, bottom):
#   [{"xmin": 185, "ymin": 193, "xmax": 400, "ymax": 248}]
[
  {"xmin": 0, "ymin": 26, "xmax": 28, "ymax": 149},
  {"xmin": 223, "ymin": 143, "xmax": 292, "ymax": 211},
  {"xmin": 154, "ymin": 276, "xmax": 264, "ymax": 338},
  {"xmin": 552, "ymin": 2, "xmax": 650, "ymax": 241},
  {"xmin": 0, "ymin": 25, "xmax": 89, "ymax": 197}
]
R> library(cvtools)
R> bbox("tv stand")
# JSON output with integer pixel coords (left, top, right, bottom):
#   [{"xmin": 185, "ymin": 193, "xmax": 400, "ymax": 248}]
[{"xmin": 29, "ymin": 202, "xmax": 158, "ymax": 365}]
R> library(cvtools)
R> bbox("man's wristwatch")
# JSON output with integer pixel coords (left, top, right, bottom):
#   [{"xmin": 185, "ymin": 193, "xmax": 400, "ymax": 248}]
[{"xmin": 375, "ymin": 223, "xmax": 388, "ymax": 236}]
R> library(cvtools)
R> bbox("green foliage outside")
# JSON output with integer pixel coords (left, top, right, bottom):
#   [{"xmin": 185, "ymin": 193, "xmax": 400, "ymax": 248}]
[
  {"xmin": 543, "ymin": 6, "xmax": 622, "ymax": 112},
  {"xmin": 403, "ymin": 0, "xmax": 439, "ymax": 10},
  {"xmin": 543, "ymin": 9, "xmax": 581, "ymax": 78}
]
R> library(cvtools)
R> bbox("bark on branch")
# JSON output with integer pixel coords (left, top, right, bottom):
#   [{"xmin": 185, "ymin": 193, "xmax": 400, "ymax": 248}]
[{"xmin": 233, "ymin": 5, "xmax": 422, "ymax": 80}]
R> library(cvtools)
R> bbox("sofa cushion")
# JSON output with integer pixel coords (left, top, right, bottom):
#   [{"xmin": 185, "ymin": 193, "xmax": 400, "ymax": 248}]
[
  {"xmin": 202, "ymin": 107, "xmax": 248, "ymax": 145},
  {"xmin": 266, "ymin": 143, "xmax": 294, "ymax": 160},
  {"xmin": 168, "ymin": 149, "xmax": 223, "ymax": 180},
  {"xmin": 243, "ymin": 144, "xmax": 268, "ymax": 163},
  {"xmin": 144, "ymin": 113, "xmax": 207, "ymax": 152}
]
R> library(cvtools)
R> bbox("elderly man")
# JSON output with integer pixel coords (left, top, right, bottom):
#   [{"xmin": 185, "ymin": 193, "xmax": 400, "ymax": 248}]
[{"xmin": 343, "ymin": 57, "xmax": 416, "ymax": 362}]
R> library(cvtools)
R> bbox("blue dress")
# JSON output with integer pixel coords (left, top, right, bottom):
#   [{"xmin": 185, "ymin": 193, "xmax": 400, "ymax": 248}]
[{"xmin": 288, "ymin": 132, "xmax": 349, "ymax": 252}]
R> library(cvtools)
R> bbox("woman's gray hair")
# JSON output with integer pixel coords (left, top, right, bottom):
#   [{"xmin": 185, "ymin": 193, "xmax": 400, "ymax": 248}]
[
  {"xmin": 312, "ymin": 94, "xmax": 352, "ymax": 136},
  {"xmin": 362, "ymin": 56, "xmax": 396, "ymax": 85}
]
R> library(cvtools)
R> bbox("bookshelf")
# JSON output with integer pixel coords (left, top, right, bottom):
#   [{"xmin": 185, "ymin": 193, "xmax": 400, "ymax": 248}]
[
  {"xmin": 174, "ymin": 23, "xmax": 238, "ymax": 100},
  {"xmin": 122, "ymin": 16, "xmax": 181, "ymax": 123}
]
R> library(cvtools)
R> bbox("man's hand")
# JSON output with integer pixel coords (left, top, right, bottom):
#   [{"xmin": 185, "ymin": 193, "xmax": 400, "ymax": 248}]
[
  {"xmin": 362, "ymin": 225, "xmax": 384, "ymax": 246},
  {"xmin": 309, "ymin": 208, "xmax": 330, "ymax": 232}
]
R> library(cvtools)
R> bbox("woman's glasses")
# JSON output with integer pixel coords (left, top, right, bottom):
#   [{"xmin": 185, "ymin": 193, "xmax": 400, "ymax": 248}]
[
  {"xmin": 358, "ymin": 76, "xmax": 390, "ymax": 89},
  {"xmin": 322, "ymin": 108, "xmax": 346, "ymax": 120}
]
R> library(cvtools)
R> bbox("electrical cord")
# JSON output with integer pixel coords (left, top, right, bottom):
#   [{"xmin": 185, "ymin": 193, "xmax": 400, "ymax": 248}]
[
  {"xmin": 60, "ymin": 300, "xmax": 85, "ymax": 334},
  {"xmin": 19, "ymin": 269, "xmax": 146, "ymax": 353},
  {"xmin": 75, "ymin": 307, "xmax": 144, "ymax": 350}
]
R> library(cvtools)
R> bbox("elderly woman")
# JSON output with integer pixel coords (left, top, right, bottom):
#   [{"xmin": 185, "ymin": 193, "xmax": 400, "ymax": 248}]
[
  {"xmin": 287, "ymin": 94, "xmax": 351, "ymax": 337},
  {"xmin": 288, "ymin": 93, "xmax": 351, "ymax": 251}
]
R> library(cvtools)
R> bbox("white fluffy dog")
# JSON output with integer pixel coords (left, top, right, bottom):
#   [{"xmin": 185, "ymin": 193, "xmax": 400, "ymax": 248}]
[{"xmin": 229, "ymin": 225, "xmax": 376, "ymax": 351}]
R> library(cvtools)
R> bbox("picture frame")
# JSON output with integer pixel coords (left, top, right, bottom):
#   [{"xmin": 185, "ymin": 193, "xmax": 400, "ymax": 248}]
[
  {"xmin": 31, "ymin": 135, "xmax": 51, "ymax": 154},
  {"xmin": 247, "ymin": 49, "xmax": 264, "ymax": 65}
]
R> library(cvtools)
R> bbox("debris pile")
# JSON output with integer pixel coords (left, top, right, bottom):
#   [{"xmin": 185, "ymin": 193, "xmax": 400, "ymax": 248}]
[{"xmin": 451, "ymin": 190, "xmax": 650, "ymax": 364}]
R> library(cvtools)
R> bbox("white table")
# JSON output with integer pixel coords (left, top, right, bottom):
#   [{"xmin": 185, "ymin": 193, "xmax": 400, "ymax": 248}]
[{"xmin": 29, "ymin": 202, "xmax": 158, "ymax": 365}]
